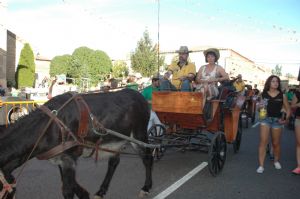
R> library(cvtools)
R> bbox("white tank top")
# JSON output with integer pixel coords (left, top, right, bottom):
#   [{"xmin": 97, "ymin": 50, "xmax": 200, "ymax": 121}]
[{"xmin": 201, "ymin": 65, "xmax": 217, "ymax": 80}]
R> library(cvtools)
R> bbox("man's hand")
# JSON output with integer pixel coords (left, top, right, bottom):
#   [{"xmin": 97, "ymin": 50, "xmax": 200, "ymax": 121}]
[
  {"xmin": 164, "ymin": 71, "xmax": 172, "ymax": 79},
  {"xmin": 179, "ymin": 76, "xmax": 187, "ymax": 81},
  {"xmin": 278, "ymin": 118, "xmax": 287, "ymax": 125}
]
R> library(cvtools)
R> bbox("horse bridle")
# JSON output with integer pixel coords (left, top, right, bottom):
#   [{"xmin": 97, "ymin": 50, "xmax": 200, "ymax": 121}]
[{"xmin": 0, "ymin": 170, "xmax": 15, "ymax": 199}]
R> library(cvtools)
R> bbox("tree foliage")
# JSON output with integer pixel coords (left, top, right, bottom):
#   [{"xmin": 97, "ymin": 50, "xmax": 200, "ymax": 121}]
[
  {"xmin": 50, "ymin": 55, "xmax": 72, "ymax": 76},
  {"xmin": 15, "ymin": 43, "xmax": 35, "ymax": 88},
  {"xmin": 130, "ymin": 30, "xmax": 164, "ymax": 77},
  {"xmin": 111, "ymin": 60, "xmax": 129, "ymax": 78},
  {"xmin": 49, "ymin": 46, "xmax": 113, "ymax": 86},
  {"xmin": 271, "ymin": 64, "xmax": 282, "ymax": 76}
]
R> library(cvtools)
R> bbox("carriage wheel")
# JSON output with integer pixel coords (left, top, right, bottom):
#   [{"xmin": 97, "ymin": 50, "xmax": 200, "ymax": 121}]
[
  {"xmin": 7, "ymin": 106, "xmax": 30, "ymax": 124},
  {"xmin": 148, "ymin": 124, "xmax": 166, "ymax": 160},
  {"xmin": 208, "ymin": 132, "xmax": 227, "ymax": 176},
  {"xmin": 233, "ymin": 127, "xmax": 242, "ymax": 153}
]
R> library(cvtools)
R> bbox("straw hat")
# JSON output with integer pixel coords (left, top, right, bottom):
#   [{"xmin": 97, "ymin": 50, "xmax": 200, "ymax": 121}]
[
  {"xmin": 176, "ymin": 46, "xmax": 190, "ymax": 54},
  {"xmin": 203, "ymin": 48, "xmax": 220, "ymax": 61}
]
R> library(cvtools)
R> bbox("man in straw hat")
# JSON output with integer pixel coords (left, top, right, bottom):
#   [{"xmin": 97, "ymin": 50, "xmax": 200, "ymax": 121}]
[{"xmin": 160, "ymin": 46, "xmax": 196, "ymax": 91}]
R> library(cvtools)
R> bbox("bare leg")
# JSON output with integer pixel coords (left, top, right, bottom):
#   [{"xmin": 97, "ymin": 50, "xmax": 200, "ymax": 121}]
[
  {"xmin": 258, "ymin": 124, "xmax": 270, "ymax": 167},
  {"xmin": 295, "ymin": 125, "xmax": 300, "ymax": 168},
  {"xmin": 271, "ymin": 127, "xmax": 282, "ymax": 163}
]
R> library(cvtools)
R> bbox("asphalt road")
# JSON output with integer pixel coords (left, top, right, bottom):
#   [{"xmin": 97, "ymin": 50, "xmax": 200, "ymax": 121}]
[{"xmin": 12, "ymin": 120, "xmax": 300, "ymax": 199}]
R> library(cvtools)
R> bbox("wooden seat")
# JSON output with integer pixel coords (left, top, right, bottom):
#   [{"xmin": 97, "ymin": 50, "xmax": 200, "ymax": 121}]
[
  {"xmin": 152, "ymin": 92, "xmax": 203, "ymax": 114},
  {"xmin": 152, "ymin": 92, "xmax": 220, "ymax": 131}
]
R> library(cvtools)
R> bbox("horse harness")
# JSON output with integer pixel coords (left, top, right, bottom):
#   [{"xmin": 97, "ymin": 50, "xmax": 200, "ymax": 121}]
[{"xmin": 36, "ymin": 93, "xmax": 120, "ymax": 160}]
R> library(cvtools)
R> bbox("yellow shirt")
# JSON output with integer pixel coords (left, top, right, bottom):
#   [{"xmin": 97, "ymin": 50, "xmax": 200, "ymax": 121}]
[
  {"xmin": 168, "ymin": 62, "xmax": 196, "ymax": 89},
  {"xmin": 233, "ymin": 81, "xmax": 245, "ymax": 92}
]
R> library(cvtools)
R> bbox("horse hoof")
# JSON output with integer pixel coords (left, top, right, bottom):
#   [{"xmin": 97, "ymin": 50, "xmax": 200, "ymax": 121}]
[
  {"xmin": 94, "ymin": 195, "xmax": 103, "ymax": 199},
  {"xmin": 138, "ymin": 190, "xmax": 149, "ymax": 198}
]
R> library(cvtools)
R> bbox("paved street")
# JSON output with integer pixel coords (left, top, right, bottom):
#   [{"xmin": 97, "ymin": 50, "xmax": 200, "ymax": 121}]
[{"xmin": 12, "ymin": 121, "xmax": 300, "ymax": 199}]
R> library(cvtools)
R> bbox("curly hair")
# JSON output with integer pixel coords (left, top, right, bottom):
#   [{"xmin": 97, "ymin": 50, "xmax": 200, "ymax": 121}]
[
  {"xmin": 205, "ymin": 52, "xmax": 218, "ymax": 63},
  {"xmin": 263, "ymin": 75, "xmax": 282, "ymax": 94}
]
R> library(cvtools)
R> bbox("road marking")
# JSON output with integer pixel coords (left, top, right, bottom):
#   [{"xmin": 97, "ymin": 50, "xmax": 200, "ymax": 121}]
[
  {"xmin": 152, "ymin": 162, "xmax": 208, "ymax": 199},
  {"xmin": 252, "ymin": 122, "xmax": 260, "ymax": 128}
]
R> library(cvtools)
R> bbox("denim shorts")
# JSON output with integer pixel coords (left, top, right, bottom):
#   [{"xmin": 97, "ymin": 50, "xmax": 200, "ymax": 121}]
[
  {"xmin": 260, "ymin": 117, "xmax": 284, "ymax": 129},
  {"xmin": 295, "ymin": 118, "xmax": 300, "ymax": 127}
]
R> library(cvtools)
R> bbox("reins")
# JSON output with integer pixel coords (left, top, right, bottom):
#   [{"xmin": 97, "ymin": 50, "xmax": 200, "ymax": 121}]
[
  {"xmin": 0, "ymin": 170, "xmax": 15, "ymax": 199},
  {"xmin": 13, "ymin": 93, "xmax": 80, "ymax": 184}
]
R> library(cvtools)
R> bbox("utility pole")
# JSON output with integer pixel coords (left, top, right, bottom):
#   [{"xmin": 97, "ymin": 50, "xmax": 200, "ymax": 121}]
[{"xmin": 157, "ymin": 0, "xmax": 160, "ymax": 76}]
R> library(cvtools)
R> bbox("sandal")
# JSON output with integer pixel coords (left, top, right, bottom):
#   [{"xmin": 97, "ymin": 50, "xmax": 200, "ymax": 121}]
[{"xmin": 292, "ymin": 167, "xmax": 300, "ymax": 175}]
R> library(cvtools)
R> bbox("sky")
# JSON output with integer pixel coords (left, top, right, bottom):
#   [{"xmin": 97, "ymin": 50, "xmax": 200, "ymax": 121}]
[{"xmin": 3, "ymin": 0, "xmax": 300, "ymax": 76}]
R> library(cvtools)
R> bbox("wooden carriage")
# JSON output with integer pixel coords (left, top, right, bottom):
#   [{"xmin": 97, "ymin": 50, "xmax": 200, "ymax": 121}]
[
  {"xmin": 150, "ymin": 91, "xmax": 243, "ymax": 176},
  {"xmin": 239, "ymin": 96, "xmax": 258, "ymax": 128}
]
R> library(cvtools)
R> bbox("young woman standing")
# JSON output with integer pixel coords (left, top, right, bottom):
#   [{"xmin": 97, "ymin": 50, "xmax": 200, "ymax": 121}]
[
  {"xmin": 257, "ymin": 75, "xmax": 290, "ymax": 173},
  {"xmin": 291, "ymin": 87, "xmax": 300, "ymax": 174}
]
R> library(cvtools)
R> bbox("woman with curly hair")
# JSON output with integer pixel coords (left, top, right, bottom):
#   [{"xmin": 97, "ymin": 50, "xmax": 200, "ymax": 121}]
[{"xmin": 256, "ymin": 75, "xmax": 290, "ymax": 173}]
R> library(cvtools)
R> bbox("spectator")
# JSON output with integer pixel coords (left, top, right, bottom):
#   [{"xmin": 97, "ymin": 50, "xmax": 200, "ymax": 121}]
[
  {"xmin": 291, "ymin": 86, "xmax": 300, "ymax": 174},
  {"xmin": 256, "ymin": 75, "xmax": 290, "ymax": 173},
  {"xmin": 286, "ymin": 88, "xmax": 295, "ymax": 102},
  {"xmin": 48, "ymin": 75, "xmax": 68, "ymax": 99},
  {"xmin": 141, "ymin": 77, "xmax": 162, "ymax": 131},
  {"xmin": 99, "ymin": 81, "xmax": 110, "ymax": 93},
  {"xmin": 253, "ymin": 84, "xmax": 260, "ymax": 96},
  {"xmin": 233, "ymin": 74, "xmax": 246, "ymax": 95},
  {"xmin": 160, "ymin": 46, "xmax": 196, "ymax": 91},
  {"xmin": 126, "ymin": 75, "xmax": 139, "ymax": 91},
  {"xmin": 109, "ymin": 78, "xmax": 119, "ymax": 90},
  {"xmin": 245, "ymin": 85, "xmax": 254, "ymax": 97},
  {"xmin": 0, "ymin": 85, "xmax": 5, "ymax": 96}
]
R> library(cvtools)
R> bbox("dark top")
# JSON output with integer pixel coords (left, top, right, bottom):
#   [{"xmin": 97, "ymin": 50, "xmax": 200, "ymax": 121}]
[
  {"xmin": 262, "ymin": 91, "xmax": 283, "ymax": 118},
  {"xmin": 253, "ymin": 88, "xmax": 260, "ymax": 95},
  {"xmin": 295, "ymin": 91, "xmax": 300, "ymax": 117}
]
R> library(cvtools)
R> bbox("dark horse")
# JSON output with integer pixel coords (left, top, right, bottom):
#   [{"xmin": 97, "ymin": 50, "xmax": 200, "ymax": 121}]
[{"xmin": 0, "ymin": 89, "xmax": 152, "ymax": 199}]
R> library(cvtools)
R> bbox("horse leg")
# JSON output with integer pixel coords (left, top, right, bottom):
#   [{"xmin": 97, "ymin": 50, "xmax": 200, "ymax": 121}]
[
  {"xmin": 94, "ymin": 154, "xmax": 120, "ymax": 199},
  {"xmin": 139, "ymin": 147, "xmax": 153, "ymax": 198},
  {"xmin": 58, "ymin": 155, "xmax": 89, "ymax": 199}
]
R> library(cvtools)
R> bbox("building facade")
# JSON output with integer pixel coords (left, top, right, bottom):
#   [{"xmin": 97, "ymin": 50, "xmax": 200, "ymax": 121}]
[{"xmin": 0, "ymin": 0, "xmax": 7, "ymax": 87}]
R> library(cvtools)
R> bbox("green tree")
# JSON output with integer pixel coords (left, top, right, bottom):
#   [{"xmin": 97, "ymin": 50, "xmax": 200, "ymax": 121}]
[
  {"xmin": 15, "ymin": 43, "xmax": 35, "ymax": 88},
  {"xmin": 130, "ymin": 30, "xmax": 164, "ymax": 77},
  {"xmin": 271, "ymin": 64, "xmax": 282, "ymax": 76},
  {"xmin": 112, "ymin": 60, "xmax": 129, "ymax": 78},
  {"xmin": 93, "ymin": 50, "xmax": 112, "ymax": 82},
  {"xmin": 50, "ymin": 54, "xmax": 72, "ymax": 76},
  {"xmin": 72, "ymin": 47, "xmax": 112, "ymax": 85}
]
